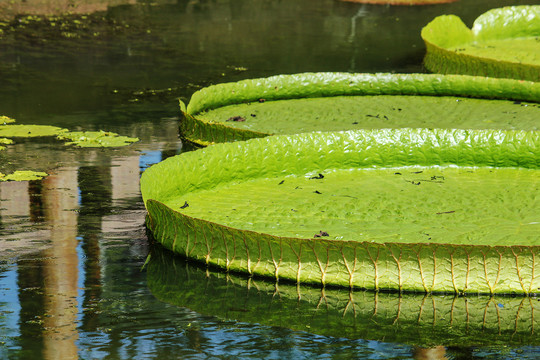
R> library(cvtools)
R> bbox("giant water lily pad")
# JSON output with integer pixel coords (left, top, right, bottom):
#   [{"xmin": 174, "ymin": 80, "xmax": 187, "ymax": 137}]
[
  {"xmin": 180, "ymin": 73, "xmax": 540, "ymax": 146},
  {"xmin": 141, "ymin": 128, "xmax": 540, "ymax": 294},
  {"xmin": 422, "ymin": 6, "xmax": 540, "ymax": 81},
  {"xmin": 147, "ymin": 246, "xmax": 540, "ymax": 346}
]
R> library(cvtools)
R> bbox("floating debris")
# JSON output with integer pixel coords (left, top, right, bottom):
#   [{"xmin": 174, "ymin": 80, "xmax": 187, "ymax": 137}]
[
  {"xmin": 314, "ymin": 231, "xmax": 329, "ymax": 238},
  {"xmin": 226, "ymin": 116, "xmax": 246, "ymax": 122},
  {"xmin": 180, "ymin": 201, "xmax": 189, "ymax": 209}
]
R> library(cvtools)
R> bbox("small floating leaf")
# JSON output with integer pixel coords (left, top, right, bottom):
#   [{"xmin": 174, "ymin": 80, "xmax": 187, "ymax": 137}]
[
  {"xmin": 0, "ymin": 170, "xmax": 48, "ymax": 182},
  {"xmin": 0, "ymin": 124, "xmax": 66, "ymax": 137},
  {"xmin": 0, "ymin": 116, "xmax": 16, "ymax": 125},
  {"xmin": 314, "ymin": 231, "xmax": 329, "ymax": 238},
  {"xmin": 57, "ymin": 130, "xmax": 139, "ymax": 147}
]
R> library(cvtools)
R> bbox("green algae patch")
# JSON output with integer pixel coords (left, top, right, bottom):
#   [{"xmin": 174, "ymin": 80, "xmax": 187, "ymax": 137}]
[
  {"xmin": 179, "ymin": 73, "xmax": 540, "ymax": 146},
  {"xmin": 56, "ymin": 130, "xmax": 139, "ymax": 148},
  {"xmin": 0, "ymin": 170, "xmax": 48, "ymax": 181},
  {"xmin": 148, "ymin": 246, "xmax": 540, "ymax": 346},
  {"xmin": 141, "ymin": 128, "xmax": 540, "ymax": 294},
  {"xmin": 422, "ymin": 6, "xmax": 540, "ymax": 81}
]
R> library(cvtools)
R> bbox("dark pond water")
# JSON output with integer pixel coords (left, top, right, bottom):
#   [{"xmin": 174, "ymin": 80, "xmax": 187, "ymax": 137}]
[{"xmin": 0, "ymin": 0, "xmax": 538, "ymax": 359}]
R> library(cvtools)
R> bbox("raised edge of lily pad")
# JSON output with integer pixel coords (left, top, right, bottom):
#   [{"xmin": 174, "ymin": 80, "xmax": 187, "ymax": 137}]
[
  {"xmin": 141, "ymin": 128, "xmax": 540, "ymax": 294},
  {"xmin": 147, "ymin": 246, "xmax": 540, "ymax": 346},
  {"xmin": 179, "ymin": 72, "xmax": 540, "ymax": 146},
  {"xmin": 421, "ymin": 6, "xmax": 540, "ymax": 81}
]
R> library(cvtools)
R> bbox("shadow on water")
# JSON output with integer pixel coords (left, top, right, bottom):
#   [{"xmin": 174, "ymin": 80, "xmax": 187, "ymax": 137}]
[{"xmin": 0, "ymin": 0, "xmax": 538, "ymax": 359}]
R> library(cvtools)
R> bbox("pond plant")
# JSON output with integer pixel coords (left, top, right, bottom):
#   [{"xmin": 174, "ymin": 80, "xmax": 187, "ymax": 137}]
[
  {"xmin": 0, "ymin": 115, "xmax": 139, "ymax": 181},
  {"xmin": 141, "ymin": 127, "xmax": 539, "ymax": 294},
  {"xmin": 422, "ymin": 5, "xmax": 540, "ymax": 82},
  {"xmin": 179, "ymin": 73, "xmax": 540, "ymax": 146}
]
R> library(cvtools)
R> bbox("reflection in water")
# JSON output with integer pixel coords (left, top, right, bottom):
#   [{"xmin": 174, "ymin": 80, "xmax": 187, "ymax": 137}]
[
  {"xmin": 0, "ymin": 142, "xmax": 176, "ymax": 358},
  {"xmin": 147, "ymin": 244, "xmax": 540, "ymax": 348},
  {"xmin": 41, "ymin": 167, "xmax": 79, "ymax": 359},
  {"xmin": 413, "ymin": 346, "xmax": 448, "ymax": 360}
]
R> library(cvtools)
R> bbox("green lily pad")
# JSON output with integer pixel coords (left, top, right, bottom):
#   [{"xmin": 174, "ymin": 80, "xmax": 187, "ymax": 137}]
[
  {"xmin": 0, "ymin": 118, "xmax": 139, "ymax": 148},
  {"xmin": 0, "ymin": 170, "xmax": 48, "ymax": 181},
  {"xmin": 0, "ymin": 124, "xmax": 67, "ymax": 137},
  {"xmin": 0, "ymin": 137, "xmax": 13, "ymax": 151},
  {"xmin": 141, "ymin": 128, "xmax": 539, "ymax": 294},
  {"xmin": 56, "ymin": 130, "xmax": 139, "ymax": 147},
  {"xmin": 422, "ymin": 6, "xmax": 540, "ymax": 81},
  {"xmin": 0, "ymin": 116, "xmax": 16, "ymax": 125},
  {"xmin": 147, "ymin": 246, "xmax": 540, "ymax": 346},
  {"xmin": 180, "ymin": 73, "xmax": 540, "ymax": 146}
]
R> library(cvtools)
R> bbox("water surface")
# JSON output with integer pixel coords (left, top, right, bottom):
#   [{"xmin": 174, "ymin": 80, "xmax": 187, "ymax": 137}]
[{"xmin": 0, "ymin": 0, "xmax": 538, "ymax": 359}]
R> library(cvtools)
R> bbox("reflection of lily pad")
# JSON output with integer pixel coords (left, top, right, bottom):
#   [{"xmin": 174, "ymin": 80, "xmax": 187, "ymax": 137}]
[
  {"xmin": 180, "ymin": 73, "xmax": 540, "ymax": 146},
  {"xmin": 141, "ymin": 128, "xmax": 539, "ymax": 294},
  {"xmin": 56, "ymin": 130, "xmax": 139, "ymax": 147},
  {"xmin": 147, "ymin": 245, "xmax": 540, "ymax": 347},
  {"xmin": 422, "ymin": 6, "xmax": 540, "ymax": 81},
  {"xmin": 0, "ymin": 170, "xmax": 48, "ymax": 181}
]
